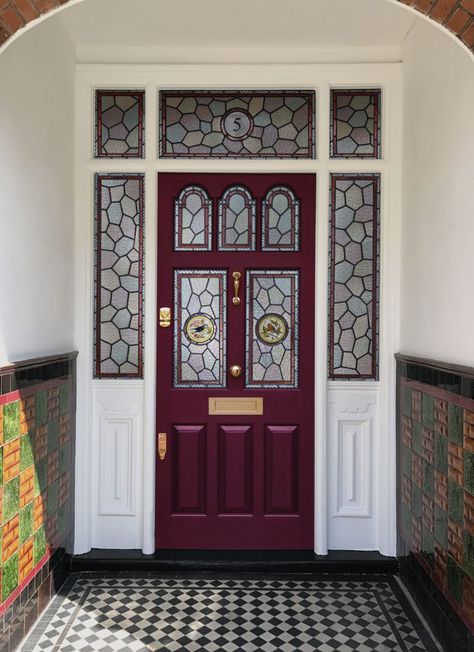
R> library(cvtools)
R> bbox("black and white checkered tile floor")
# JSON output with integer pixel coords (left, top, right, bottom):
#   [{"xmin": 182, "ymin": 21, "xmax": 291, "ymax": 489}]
[{"xmin": 21, "ymin": 575, "xmax": 441, "ymax": 652}]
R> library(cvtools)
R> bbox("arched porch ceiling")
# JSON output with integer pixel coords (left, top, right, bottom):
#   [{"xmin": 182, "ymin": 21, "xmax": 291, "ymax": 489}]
[{"xmin": 0, "ymin": 0, "xmax": 472, "ymax": 55}]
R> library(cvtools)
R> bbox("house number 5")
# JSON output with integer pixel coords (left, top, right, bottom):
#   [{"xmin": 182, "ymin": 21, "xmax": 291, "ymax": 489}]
[{"xmin": 221, "ymin": 110, "xmax": 253, "ymax": 140}]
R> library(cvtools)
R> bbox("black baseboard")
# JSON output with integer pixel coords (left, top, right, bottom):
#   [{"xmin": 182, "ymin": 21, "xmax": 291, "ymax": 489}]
[
  {"xmin": 399, "ymin": 556, "xmax": 473, "ymax": 652},
  {"xmin": 72, "ymin": 549, "xmax": 398, "ymax": 574}
]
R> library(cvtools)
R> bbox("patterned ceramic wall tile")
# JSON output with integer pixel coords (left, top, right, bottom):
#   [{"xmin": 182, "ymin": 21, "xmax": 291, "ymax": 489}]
[
  {"xmin": 330, "ymin": 89, "xmax": 381, "ymax": 159},
  {"xmin": 0, "ymin": 355, "xmax": 75, "ymax": 619},
  {"xmin": 328, "ymin": 174, "xmax": 380, "ymax": 380},
  {"xmin": 398, "ymin": 366, "xmax": 474, "ymax": 636},
  {"xmin": 95, "ymin": 174, "xmax": 144, "ymax": 378},
  {"xmin": 160, "ymin": 90, "xmax": 316, "ymax": 159},
  {"xmin": 95, "ymin": 90, "xmax": 145, "ymax": 158}
]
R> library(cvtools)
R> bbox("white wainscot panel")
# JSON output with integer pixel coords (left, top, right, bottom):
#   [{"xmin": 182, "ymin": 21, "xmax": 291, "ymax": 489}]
[
  {"xmin": 327, "ymin": 385, "xmax": 379, "ymax": 550},
  {"xmin": 92, "ymin": 382, "xmax": 144, "ymax": 549}
]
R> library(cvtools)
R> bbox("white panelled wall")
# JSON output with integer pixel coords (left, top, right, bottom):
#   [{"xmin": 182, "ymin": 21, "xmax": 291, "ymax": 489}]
[{"xmin": 74, "ymin": 64, "xmax": 402, "ymax": 556}]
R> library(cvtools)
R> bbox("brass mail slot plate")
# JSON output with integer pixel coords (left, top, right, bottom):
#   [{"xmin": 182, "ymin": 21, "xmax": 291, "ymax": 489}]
[{"xmin": 208, "ymin": 397, "xmax": 263, "ymax": 415}]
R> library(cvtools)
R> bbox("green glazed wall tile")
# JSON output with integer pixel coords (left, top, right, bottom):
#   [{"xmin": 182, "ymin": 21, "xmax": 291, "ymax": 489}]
[
  {"xmin": 422, "ymin": 527, "xmax": 435, "ymax": 567},
  {"xmin": 403, "ymin": 387, "xmax": 412, "ymax": 418},
  {"xmin": 447, "ymin": 556, "xmax": 464, "ymax": 604},
  {"xmin": 465, "ymin": 451, "xmax": 474, "ymax": 496},
  {"xmin": 47, "ymin": 418, "xmax": 59, "ymax": 454},
  {"xmin": 423, "ymin": 460, "xmax": 434, "ymax": 497},
  {"xmin": 435, "ymin": 432, "xmax": 448, "ymax": 474},
  {"xmin": 448, "ymin": 479, "xmax": 464, "ymax": 525},
  {"xmin": 33, "ymin": 526, "xmax": 47, "ymax": 566},
  {"xmin": 20, "ymin": 433, "xmax": 34, "ymax": 472},
  {"xmin": 434, "ymin": 504, "xmax": 448, "ymax": 548},
  {"xmin": 34, "ymin": 458, "xmax": 47, "ymax": 497},
  {"xmin": 422, "ymin": 393, "xmax": 434, "ymax": 430},
  {"xmin": 464, "ymin": 530, "xmax": 474, "ymax": 578},
  {"xmin": 34, "ymin": 392, "xmax": 48, "ymax": 427},
  {"xmin": 401, "ymin": 503, "xmax": 412, "ymax": 542},
  {"xmin": 2, "ymin": 551, "xmax": 18, "ymax": 601},
  {"xmin": 3, "ymin": 477, "xmax": 20, "ymax": 523},
  {"xmin": 412, "ymin": 485, "xmax": 422, "ymax": 519},
  {"xmin": 401, "ymin": 444, "xmax": 412, "ymax": 478},
  {"xmin": 3, "ymin": 401, "xmax": 20, "ymax": 442},
  {"xmin": 47, "ymin": 481, "xmax": 58, "ymax": 516},
  {"xmin": 448, "ymin": 403, "xmax": 463, "ymax": 445},
  {"xmin": 19, "ymin": 503, "xmax": 34, "ymax": 544},
  {"xmin": 58, "ymin": 443, "xmax": 70, "ymax": 477},
  {"xmin": 59, "ymin": 385, "xmax": 70, "ymax": 415},
  {"xmin": 412, "ymin": 421, "xmax": 423, "ymax": 456},
  {"xmin": 58, "ymin": 503, "xmax": 69, "ymax": 538}
]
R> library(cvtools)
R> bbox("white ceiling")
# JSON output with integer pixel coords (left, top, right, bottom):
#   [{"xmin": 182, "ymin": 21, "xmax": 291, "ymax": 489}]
[{"xmin": 57, "ymin": 0, "xmax": 416, "ymax": 63}]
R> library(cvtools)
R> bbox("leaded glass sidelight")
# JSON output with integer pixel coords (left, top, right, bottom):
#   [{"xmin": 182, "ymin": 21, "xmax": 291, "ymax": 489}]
[
  {"xmin": 262, "ymin": 186, "xmax": 300, "ymax": 251},
  {"xmin": 174, "ymin": 185, "xmax": 212, "ymax": 251},
  {"xmin": 218, "ymin": 185, "xmax": 256, "ymax": 251},
  {"xmin": 330, "ymin": 90, "xmax": 381, "ymax": 159},
  {"xmin": 328, "ymin": 174, "xmax": 380, "ymax": 380},
  {"xmin": 246, "ymin": 270, "xmax": 299, "ymax": 388},
  {"xmin": 174, "ymin": 270, "xmax": 227, "ymax": 388},
  {"xmin": 95, "ymin": 90, "xmax": 145, "ymax": 158},
  {"xmin": 160, "ymin": 90, "xmax": 316, "ymax": 159},
  {"xmin": 94, "ymin": 174, "xmax": 144, "ymax": 378}
]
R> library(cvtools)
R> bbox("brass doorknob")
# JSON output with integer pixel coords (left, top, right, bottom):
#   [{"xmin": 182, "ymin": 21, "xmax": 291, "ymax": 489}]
[{"xmin": 229, "ymin": 364, "xmax": 242, "ymax": 378}]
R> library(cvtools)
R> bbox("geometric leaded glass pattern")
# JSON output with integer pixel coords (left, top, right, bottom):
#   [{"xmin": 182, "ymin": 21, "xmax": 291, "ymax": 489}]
[
  {"xmin": 95, "ymin": 91, "xmax": 145, "ymax": 158},
  {"xmin": 330, "ymin": 90, "xmax": 381, "ymax": 159},
  {"xmin": 262, "ymin": 186, "xmax": 300, "ymax": 251},
  {"xmin": 174, "ymin": 270, "xmax": 227, "ymax": 388},
  {"xmin": 246, "ymin": 270, "xmax": 299, "ymax": 388},
  {"xmin": 218, "ymin": 185, "xmax": 256, "ymax": 251},
  {"xmin": 328, "ymin": 174, "xmax": 380, "ymax": 380},
  {"xmin": 160, "ymin": 90, "xmax": 316, "ymax": 159},
  {"xmin": 94, "ymin": 174, "xmax": 144, "ymax": 378},
  {"xmin": 174, "ymin": 185, "xmax": 212, "ymax": 251}
]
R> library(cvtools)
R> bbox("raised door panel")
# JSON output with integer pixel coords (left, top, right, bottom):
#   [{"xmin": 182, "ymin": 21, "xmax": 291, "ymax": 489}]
[
  {"xmin": 264, "ymin": 425, "xmax": 299, "ymax": 514},
  {"xmin": 217, "ymin": 425, "xmax": 253, "ymax": 514},
  {"xmin": 171, "ymin": 425, "xmax": 207, "ymax": 514}
]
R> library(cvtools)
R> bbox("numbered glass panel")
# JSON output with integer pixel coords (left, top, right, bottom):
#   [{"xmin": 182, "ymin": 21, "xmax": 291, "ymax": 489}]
[
  {"xmin": 328, "ymin": 174, "xmax": 380, "ymax": 380},
  {"xmin": 262, "ymin": 186, "xmax": 300, "ymax": 251},
  {"xmin": 160, "ymin": 90, "xmax": 316, "ymax": 159},
  {"xmin": 246, "ymin": 270, "xmax": 299, "ymax": 388},
  {"xmin": 94, "ymin": 174, "xmax": 144, "ymax": 378},
  {"xmin": 174, "ymin": 270, "xmax": 227, "ymax": 388},
  {"xmin": 330, "ymin": 89, "xmax": 381, "ymax": 159},
  {"xmin": 218, "ymin": 185, "xmax": 256, "ymax": 251},
  {"xmin": 174, "ymin": 185, "xmax": 212, "ymax": 251},
  {"xmin": 95, "ymin": 90, "xmax": 145, "ymax": 158}
]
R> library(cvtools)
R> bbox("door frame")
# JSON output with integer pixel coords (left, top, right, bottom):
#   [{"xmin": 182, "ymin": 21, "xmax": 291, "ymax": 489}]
[{"xmin": 74, "ymin": 63, "xmax": 402, "ymax": 556}]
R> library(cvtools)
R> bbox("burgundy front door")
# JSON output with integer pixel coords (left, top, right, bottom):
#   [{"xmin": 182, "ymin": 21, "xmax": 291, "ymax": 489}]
[{"xmin": 156, "ymin": 173, "xmax": 315, "ymax": 549}]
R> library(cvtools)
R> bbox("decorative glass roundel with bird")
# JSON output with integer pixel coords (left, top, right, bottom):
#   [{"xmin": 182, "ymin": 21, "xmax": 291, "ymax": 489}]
[
  {"xmin": 256, "ymin": 314, "xmax": 288, "ymax": 346},
  {"xmin": 184, "ymin": 313, "xmax": 216, "ymax": 345}
]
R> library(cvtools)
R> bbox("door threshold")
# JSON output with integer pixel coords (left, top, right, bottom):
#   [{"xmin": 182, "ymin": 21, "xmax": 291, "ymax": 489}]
[{"xmin": 72, "ymin": 549, "xmax": 397, "ymax": 574}]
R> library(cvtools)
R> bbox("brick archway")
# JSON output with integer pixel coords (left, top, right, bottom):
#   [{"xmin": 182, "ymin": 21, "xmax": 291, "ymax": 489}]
[{"xmin": 0, "ymin": 0, "xmax": 473, "ymax": 52}]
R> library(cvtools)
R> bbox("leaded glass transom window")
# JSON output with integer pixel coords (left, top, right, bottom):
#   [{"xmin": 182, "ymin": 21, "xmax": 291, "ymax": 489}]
[
  {"xmin": 95, "ymin": 91, "xmax": 145, "ymax": 158},
  {"xmin": 218, "ymin": 185, "xmax": 256, "ymax": 251},
  {"xmin": 262, "ymin": 186, "xmax": 300, "ymax": 251},
  {"xmin": 330, "ymin": 90, "xmax": 381, "ymax": 159},
  {"xmin": 94, "ymin": 174, "xmax": 144, "ymax": 378},
  {"xmin": 246, "ymin": 270, "xmax": 299, "ymax": 388},
  {"xmin": 174, "ymin": 270, "xmax": 227, "ymax": 388},
  {"xmin": 328, "ymin": 174, "xmax": 380, "ymax": 380},
  {"xmin": 160, "ymin": 90, "xmax": 316, "ymax": 159},
  {"xmin": 174, "ymin": 185, "xmax": 212, "ymax": 251}
]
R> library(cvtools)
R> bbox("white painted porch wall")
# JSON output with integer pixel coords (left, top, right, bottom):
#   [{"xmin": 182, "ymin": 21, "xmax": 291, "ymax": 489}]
[
  {"xmin": 401, "ymin": 20, "xmax": 474, "ymax": 367},
  {"xmin": 0, "ymin": 18, "xmax": 75, "ymax": 366}
]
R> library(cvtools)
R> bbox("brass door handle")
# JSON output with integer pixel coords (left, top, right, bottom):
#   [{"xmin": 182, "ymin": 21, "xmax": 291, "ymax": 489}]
[
  {"xmin": 159, "ymin": 307, "xmax": 171, "ymax": 328},
  {"xmin": 229, "ymin": 364, "xmax": 242, "ymax": 378},
  {"xmin": 232, "ymin": 272, "xmax": 241, "ymax": 305},
  {"xmin": 158, "ymin": 432, "xmax": 167, "ymax": 460}
]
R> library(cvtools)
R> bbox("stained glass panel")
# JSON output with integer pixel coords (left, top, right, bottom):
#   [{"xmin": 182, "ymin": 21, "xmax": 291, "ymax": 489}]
[
  {"xmin": 246, "ymin": 270, "xmax": 299, "ymax": 388},
  {"xmin": 262, "ymin": 186, "xmax": 300, "ymax": 251},
  {"xmin": 328, "ymin": 174, "xmax": 380, "ymax": 380},
  {"xmin": 174, "ymin": 185, "xmax": 212, "ymax": 251},
  {"xmin": 95, "ymin": 91, "xmax": 145, "ymax": 158},
  {"xmin": 94, "ymin": 174, "xmax": 144, "ymax": 378},
  {"xmin": 160, "ymin": 90, "xmax": 316, "ymax": 159},
  {"xmin": 330, "ymin": 90, "xmax": 381, "ymax": 159},
  {"xmin": 174, "ymin": 270, "xmax": 227, "ymax": 388},
  {"xmin": 218, "ymin": 185, "xmax": 256, "ymax": 251}
]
